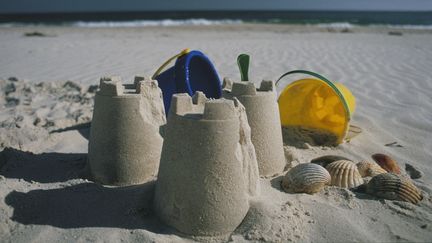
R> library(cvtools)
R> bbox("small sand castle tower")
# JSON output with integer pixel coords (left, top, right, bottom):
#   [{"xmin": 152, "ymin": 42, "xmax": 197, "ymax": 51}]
[
  {"xmin": 223, "ymin": 79, "xmax": 285, "ymax": 176},
  {"xmin": 154, "ymin": 92, "xmax": 259, "ymax": 237},
  {"xmin": 88, "ymin": 76, "xmax": 166, "ymax": 186}
]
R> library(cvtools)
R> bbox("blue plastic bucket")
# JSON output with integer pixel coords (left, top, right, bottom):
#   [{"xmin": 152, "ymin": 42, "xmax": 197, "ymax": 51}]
[{"xmin": 154, "ymin": 50, "xmax": 222, "ymax": 113}]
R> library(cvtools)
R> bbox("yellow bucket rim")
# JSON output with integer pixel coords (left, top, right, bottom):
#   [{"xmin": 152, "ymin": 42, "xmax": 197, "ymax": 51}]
[{"xmin": 276, "ymin": 70, "xmax": 352, "ymax": 121}]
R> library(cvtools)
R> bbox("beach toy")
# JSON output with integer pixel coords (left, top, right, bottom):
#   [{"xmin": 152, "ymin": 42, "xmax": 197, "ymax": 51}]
[
  {"xmin": 223, "ymin": 80, "xmax": 286, "ymax": 177},
  {"xmin": 152, "ymin": 49, "xmax": 222, "ymax": 113},
  {"xmin": 154, "ymin": 93, "xmax": 259, "ymax": 236},
  {"xmin": 237, "ymin": 53, "xmax": 250, "ymax": 81},
  {"xmin": 277, "ymin": 70, "xmax": 356, "ymax": 145},
  {"xmin": 88, "ymin": 76, "xmax": 166, "ymax": 186}
]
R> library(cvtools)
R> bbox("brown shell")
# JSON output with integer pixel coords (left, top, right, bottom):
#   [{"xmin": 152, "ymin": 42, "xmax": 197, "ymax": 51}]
[
  {"xmin": 366, "ymin": 173, "xmax": 423, "ymax": 204},
  {"xmin": 372, "ymin": 153, "xmax": 401, "ymax": 174},
  {"xmin": 356, "ymin": 161, "xmax": 387, "ymax": 177},
  {"xmin": 325, "ymin": 160, "xmax": 364, "ymax": 188},
  {"xmin": 310, "ymin": 155, "xmax": 352, "ymax": 168},
  {"xmin": 281, "ymin": 163, "xmax": 331, "ymax": 194}
]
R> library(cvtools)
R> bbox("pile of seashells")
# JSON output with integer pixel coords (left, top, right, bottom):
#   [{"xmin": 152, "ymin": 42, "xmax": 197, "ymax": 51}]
[{"xmin": 281, "ymin": 153, "xmax": 423, "ymax": 204}]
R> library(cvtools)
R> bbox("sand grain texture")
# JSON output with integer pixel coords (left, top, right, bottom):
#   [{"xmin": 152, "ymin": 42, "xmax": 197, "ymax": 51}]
[{"xmin": 1, "ymin": 25, "xmax": 432, "ymax": 242}]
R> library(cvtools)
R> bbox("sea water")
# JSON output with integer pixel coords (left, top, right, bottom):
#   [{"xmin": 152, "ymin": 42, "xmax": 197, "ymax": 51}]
[{"xmin": 0, "ymin": 11, "xmax": 431, "ymax": 29}]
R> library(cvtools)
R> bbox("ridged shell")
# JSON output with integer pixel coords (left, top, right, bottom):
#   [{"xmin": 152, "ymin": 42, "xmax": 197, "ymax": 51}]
[
  {"xmin": 356, "ymin": 161, "xmax": 387, "ymax": 177},
  {"xmin": 310, "ymin": 155, "xmax": 352, "ymax": 168},
  {"xmin": 281, "ymin": 163, "xmax": 331, "ymax": 194},
  {"xmin": 372, "ymin": 153, "xmax": 401, "ymax": 174},
  {"xmin": 325, "ymin": 160, "xmax": 364, "ymax": 188},
  {"xmin": 366, "ymin": 173, "xmax": 423, "ymax": 204}
]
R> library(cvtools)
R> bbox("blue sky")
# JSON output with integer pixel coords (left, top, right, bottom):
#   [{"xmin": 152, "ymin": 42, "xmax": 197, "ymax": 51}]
[{"xmin": 1, "ymin": 0, "xmax": 432, "ymax": 13}]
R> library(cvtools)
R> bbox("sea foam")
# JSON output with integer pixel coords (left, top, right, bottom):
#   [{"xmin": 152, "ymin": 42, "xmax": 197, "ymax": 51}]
[{"xmin": 72, "ymin": 18, "xmax": 242, "ymax": 27}]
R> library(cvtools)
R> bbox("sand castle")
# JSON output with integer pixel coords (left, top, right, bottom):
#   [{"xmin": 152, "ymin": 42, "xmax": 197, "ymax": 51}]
[
  {"xmin": 87, "ymin": 76, "xmax": 166, "ymax": 186},
  {"xmin": 223, "ymin": 79, "xmax": 286, "ymax": 176},
  {"xmin": 154, "ymin": 92, "xmax": 259, "ymax": 236}
]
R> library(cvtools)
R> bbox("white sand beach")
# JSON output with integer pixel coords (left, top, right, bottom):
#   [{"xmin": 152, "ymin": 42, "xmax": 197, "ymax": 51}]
[{"xmin": 1, "ymin": 24, "xmax": 432, "ymax": 242}]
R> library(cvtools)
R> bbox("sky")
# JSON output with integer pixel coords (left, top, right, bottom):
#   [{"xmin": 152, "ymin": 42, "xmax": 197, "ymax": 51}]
[{"xmin": 1, "ymin": 0, "xmax": 432, "ymax": 14}]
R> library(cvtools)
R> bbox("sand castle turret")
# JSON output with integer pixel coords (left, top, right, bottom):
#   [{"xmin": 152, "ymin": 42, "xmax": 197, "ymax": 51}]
[
  {"xmin": 223, "ymin": 79, "xmax": 285, "ymax": 176},
  {"xmin": 88, "ymin": 76, "xmax": 166, "ymax": 186},
  {"xmin": 154, "ymin": 92, "xmax": 259, "ymax": 237}
]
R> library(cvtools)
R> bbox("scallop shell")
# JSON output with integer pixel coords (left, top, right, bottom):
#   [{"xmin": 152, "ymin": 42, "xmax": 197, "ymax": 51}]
[
  {"xmin": 310, "ymin": 155, "xmax": 352, "ymax": 168},
  {"xmin": 372, "ymin": 153, "xmax": 401, "ymax": 174},
  {"xmin": 325, "ymin": 160, "xmax": 364, "ymax": 188},
  {"xmin": 281, "ymin": 163, "xmax": 331, "ymax": 194},
  {"xmin": 356, "ymin": 161, "xmax": 387, "ymax": 177},
  {"xmin": 366, "ymin": 173, "xmax": 423, "ymax": 204}
]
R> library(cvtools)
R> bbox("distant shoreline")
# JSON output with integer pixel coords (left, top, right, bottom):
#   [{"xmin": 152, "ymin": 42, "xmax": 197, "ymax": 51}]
[{"xmin": 1, "ymin": 10, "xmax": 432, "ymax": 26}]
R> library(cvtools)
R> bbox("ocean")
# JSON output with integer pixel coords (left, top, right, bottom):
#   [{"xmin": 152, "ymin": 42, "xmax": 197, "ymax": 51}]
[{"xmin": 1, "ymin": 11, "xmax": 431, "ymax": 29}]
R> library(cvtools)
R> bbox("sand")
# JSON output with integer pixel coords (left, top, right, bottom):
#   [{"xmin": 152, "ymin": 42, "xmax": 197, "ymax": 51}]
[{"xmin": 1, "ymin": 24, "xmax": 432, "ymax": 242}]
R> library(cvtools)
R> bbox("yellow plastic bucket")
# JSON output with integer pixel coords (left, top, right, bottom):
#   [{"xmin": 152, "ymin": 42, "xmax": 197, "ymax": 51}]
[{"xmin": 277, "ymin": 70, "xmax": 356, "ymax": 144}]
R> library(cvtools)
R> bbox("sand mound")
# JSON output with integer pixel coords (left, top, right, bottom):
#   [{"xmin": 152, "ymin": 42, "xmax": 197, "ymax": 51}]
[
  {"xmin": 0, "ymin": 78, "xmax": 94, "ymax": 152},
  {"xmin": 282, "ymin": 126, "xmax": 339, "ymax": 148},
  {"xmin": 236, "ymin": 200, "xmax": 311, "ymax": 242},
  {"xmin": 1, "ymin": 25, "xmax": 432, "ymax": 242}
]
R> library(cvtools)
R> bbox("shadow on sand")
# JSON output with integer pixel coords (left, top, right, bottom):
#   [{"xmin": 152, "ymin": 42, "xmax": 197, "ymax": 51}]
[
  {"xmin": 50, "ymin": 122, "xmax": 91, "ymax": 140},
  {"xmin": 4, "ymin": 181, "xmax": 170, "ymax": 232},
  {"xmin": 0, "ymin": 147, "xmax": 87, "ymax": 183},
  {"xmin": 1, "ymin": 147, "xmax": 172, "ymax": 233},
  {"xmin": 270, "ymin": 175, "xmax": 284, "ymax": 192}
]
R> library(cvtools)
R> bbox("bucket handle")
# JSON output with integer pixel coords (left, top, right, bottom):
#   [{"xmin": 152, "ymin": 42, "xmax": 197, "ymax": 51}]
[
  {"xmin": 276, "ymin": 69, "xmax": 351, "ymax": 119},
  {"xmin": 276, "ymin": 70, "xmax": 332, "ymax": 86},
  {"xmin": 151, "ymin": 48, "xmax": 191, "ymax": 80}
]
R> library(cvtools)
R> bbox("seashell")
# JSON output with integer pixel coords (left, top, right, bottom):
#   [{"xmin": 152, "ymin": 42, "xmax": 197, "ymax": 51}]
[
  {"xmin": 356, "ymin": 160, "xmax": 387, "ymax": 177},
  {"xmin": 281, "ymin": 163, "xmax": 331, "ymax": 194},
  {"xmin": 405, "ymin": 163, "xmax": 423, "ymax": 179},
  {"xmin": 310, "ymin": 155, "xmax": 352, "ymax": 168},
  {"xmin": 366, "ymin": 173, "xmax": 423, "ymax": 204},
  {"xmin": 372, "ymin": 153, "xmax": 401, "ymax": 174},
  {"xmin": 325, "ymin": 160, "xmax": 364, "ymax": 188}
]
